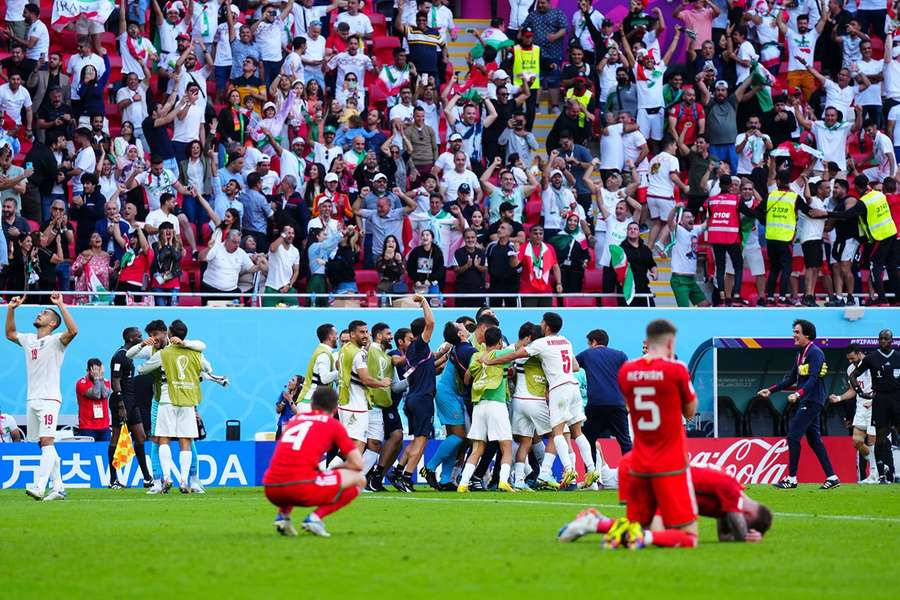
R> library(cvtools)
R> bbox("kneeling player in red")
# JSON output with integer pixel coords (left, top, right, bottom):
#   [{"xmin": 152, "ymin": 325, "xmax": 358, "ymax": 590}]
[
  {"xmin": 558, "ymin": 454, "xmax": 774, "ymax": 544},
  {"xmin": 263, "ymin": 387, "xmax": 366, "ymax": 537}
]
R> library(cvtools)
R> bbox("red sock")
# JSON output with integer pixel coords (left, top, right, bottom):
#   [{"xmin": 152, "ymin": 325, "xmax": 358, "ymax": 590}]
[
  {"xmin": 279, "ymin": 506, "xmax": 294, "ymax": 517},
  {"xmin": 595, "ymin": 518, "xmax": 615, "ymax": 534},
  {"xmin": 314, "ymin": 486, "xmax": 360, "ymax": 519},
  {"xmin": 647, "ymin": 529, "xmax": 697, "ymax": 548}
]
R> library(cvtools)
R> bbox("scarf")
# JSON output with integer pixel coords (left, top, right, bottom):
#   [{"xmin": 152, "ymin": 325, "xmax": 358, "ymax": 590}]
[
  {"xmin": 231, "ymin": 106, "xmax": 246, "ymax": 143},
  {"xmin": 524, "ymin": 242, "xmax": 547, "ymax": 280},
  {"xmin": 635, "ymin": 54, "xmax": 662, "ymax": 86},
  {"xmin": 126, "ymin": 35, "xmax": 148, "ymax": 62}
]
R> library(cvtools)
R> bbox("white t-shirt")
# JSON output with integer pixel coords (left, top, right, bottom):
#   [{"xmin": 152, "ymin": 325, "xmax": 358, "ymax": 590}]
[
  {"xmin": 26, "ymin": 19, "xmax": 50, "ymax": 61},
  {"xmin": 441, "ymin": 169, "xmax": 480, "ymax": 203},
  {"xmin": 266, "ymin": 242, "xmax": 300, "ymax": 289},
  {"xmin": 67, "ymin": 53, "xmax": 105, "ymax": 101},
  {"xmin": 281, "ymin": 51, "xmax": 305, "ymax": 81},
  {"xmin": 647, "ymin": 151, "xmax": 679, "ymax": 197},
  {"xmin": 0, "ymin": 83, "xmax": 31, "ymax": 125},
  {"xmin": 389, "ymin": 102, "xmax": 415, "ymax": 124},
  {"xmin": 255, "ymin": 18, "xmax": 287, "ymax": 61},
  {"xmin": 291, "ymin": 5, "xmax": 328, "ymax": 37},
  {"xmin": 811, "ymin": 120, "xmax": 852, "ymax": 171},
  {"xmin": 173, "ymin": 101, "xmax": 206, "ymax": 143},
  {"xmin": 634, "ymin": 61, "xmax": 666, "ymax": 109},
  {"xmin": 670, "ymin": 224, "xmax": 705, "ymax": 275},
  {"xmin": 72, "ymin": 146, "xmax": 97, "ymax": 194},
  {"xmin": 17, "ymin": 332, "xmax": 67, "ymax": 401},
  {"xmin": 856, "ymin": 58, "xmax": 884, "ymax": 106},
  {"xmin": 5, "ymin": 0, "xmax": 24, "ymax": 21},
  {"xmin": 822, "ymin": 80, "xmax": 856, "ymax": 120},
  {"xmin": 326, "ymin": 51, "xmax": 373, "ymax": 91},
  {"xmin": 191, "ymin": 0, "xmax": 220, "ymax": 42},
  {"xmin": 542, "ymin": 185, "xmax": 576, "ymax": 230},
  {"xmin": 118, "ymin": 34, "xmax": 155, "ymax": 77},
  {"xmin": 145, "ymin": 209, "xmax": 180, "ymax": 245},
  {"xmin": 796, "ymin": 194, "xmax": 826, "ymax": 243},
  {"xmin": 524, "ymin": 335, "xmax": 578, "ymax": 389},
  {"xmin": 736, "ymin": 40, "xmax": 758, "ymax": 83},
  {"xmin": 335, "ymin": 12, "xmax": 373, "ymax": 37},
  {"xmin": 623, "ymin": 130, "xmax": 649, "ymax": 174},
  {"xmin": 0, "ymin": 413, "xmax": 19, "ymax": 442},
  {"xmin": 136, "ymin": 168, "xmax": 178, "ymax": 211},
  {"xmin": 600, "ymin": 215, "xmax": 632, "ymax": 266},
  {"xmin": 599, "ymin": 123, "xmax": 625, "ymax": 170},
  {"xmin": 203, "ymin": 244, "xmax": 254, "ymax": 290},
  {"xmin": 213, "ymin": 22, "xmax": 240, "ymax": 66},
  {"xmin": 871, "ymin": 130, "xmax": 895, "ymax": 178},
  {"xmin": 885, "ymin": 60, "xmax": 900, "ymax": 102},
  {"xmin": 595, "ymin": 188, "xmax": 627, "ymax": 232},
  {"xmin": 889, "ymin": 105, "xmax": 900, "ymax": 146},
  {"xmin": 116, "ymin": 84, "xmax": 149, "ymax": 126},
  {"xmin": 786, "ymin": 28, "xmax": 818, "ymax": 72},
  {"xmin": 303, "ymin": 34, "xmax": 326, "ymax": 76},
  {"xmin": 572, "ymin": 9, "xmax": 605, "ymax": 52},
  {"xmin": 434, "ymin": 151, "xmax": 469, "ymax": 175},
  {"xmin": 735, "ymin": 131, "xmax": 771, "ymax": 174}
]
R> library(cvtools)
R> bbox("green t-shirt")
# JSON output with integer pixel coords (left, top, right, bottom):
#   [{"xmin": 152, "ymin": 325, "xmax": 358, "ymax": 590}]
[{"xmin": 469, "ymin": 347, "xmax": 515, "ymax": 403}]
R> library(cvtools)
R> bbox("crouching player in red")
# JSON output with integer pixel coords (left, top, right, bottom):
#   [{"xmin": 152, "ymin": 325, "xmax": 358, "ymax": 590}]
[
  {"xmin": 558, "ymin": 454, "xmax": 774, "ymax": 544},
  {"xmin": 263, "ymin": 387, "xmax": 366, "ymax": 538}
]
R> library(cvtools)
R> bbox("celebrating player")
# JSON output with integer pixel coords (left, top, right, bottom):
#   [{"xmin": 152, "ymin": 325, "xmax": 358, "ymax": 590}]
[
  {"xmin": 829, "ymin": 344, "xmax": 879, "ymax": 483},
  {"xmin": 610, "ymin": 319, "xmax": 699, "ymax": 549},
  {"xmin": 5, "ymin": 293, "xmax": 78, "ymax": 501},
  {"xmin": 263, "ymin": 387, "xmax": 366, "ymax": 538}
]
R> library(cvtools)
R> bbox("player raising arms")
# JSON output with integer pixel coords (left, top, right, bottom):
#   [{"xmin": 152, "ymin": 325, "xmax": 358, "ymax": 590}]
[
  {"xmin": 611, "ymin": 319, "xmax": 699, "ymax": 549},
  {"xmin": 263, "ymin": 387, "xmax": 366, "ymax": 538},
  {"xmin": 5, "ymin": 293, "xmax": 78, "ymax": 501}
]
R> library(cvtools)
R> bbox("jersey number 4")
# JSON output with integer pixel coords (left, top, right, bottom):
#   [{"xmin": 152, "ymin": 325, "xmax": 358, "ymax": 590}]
[
  {"xmin": 281, "ymin": 421, "xmax": 313, "ymax": 451},
  {"xmin": 633, "ymin": 386, "xmax": 660, "ymax": 431}
]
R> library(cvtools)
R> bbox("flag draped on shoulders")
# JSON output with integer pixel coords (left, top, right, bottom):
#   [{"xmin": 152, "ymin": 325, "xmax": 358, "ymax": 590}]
[{"xmin": 52, "ymin": 0, "xmax": 116, "ymax": 31}]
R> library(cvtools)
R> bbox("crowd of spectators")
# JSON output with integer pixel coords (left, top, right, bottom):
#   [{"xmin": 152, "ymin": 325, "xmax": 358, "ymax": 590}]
[{"xmin": 0, "ymin": 0, "xmax": 897, "ymax": 307}]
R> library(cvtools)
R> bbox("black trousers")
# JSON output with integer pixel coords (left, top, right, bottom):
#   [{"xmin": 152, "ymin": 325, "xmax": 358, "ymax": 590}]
[
  {"xmin": 489, "ymin": 281, "xmax": 518, "ymax": 307},
  {"xmin": 712, "ymin": 243, "xmax": 743, "ymax": 298},
  {"xmin": 583, "ymin": 405, "xmax": 632, "ymax": 464},
  {"xmin": 869, "ymin": 236, "xmax": 899, "ymax": 302},
  {"xmin": 786, "ymin": 400, "xmax": 835, "ymax": 478},
  {"xmin": 765, "ymin": 239, "xmax": 792, "ymax": 297}
]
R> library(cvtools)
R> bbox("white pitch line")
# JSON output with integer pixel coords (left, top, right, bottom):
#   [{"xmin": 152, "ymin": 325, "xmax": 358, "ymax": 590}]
[{"xmin": 361, "ymin": 494, "xmax": 900, "ymax": 523}]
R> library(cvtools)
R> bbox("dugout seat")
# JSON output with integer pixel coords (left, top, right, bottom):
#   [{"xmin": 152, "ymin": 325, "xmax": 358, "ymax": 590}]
[
  {"xmin": 821, "ymin": 401, "xmax": 852, "ymax": 436},
  {"xmin": 717, "ymin": 395, "xmax": 743, "ymax": 437},
  {"xmin": 744, "ymin": 395, "xmax": 780, "ymax": 437}
]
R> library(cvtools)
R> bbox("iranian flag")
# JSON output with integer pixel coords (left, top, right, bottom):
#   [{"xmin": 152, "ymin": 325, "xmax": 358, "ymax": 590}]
[
  {"xmin": 608, "ymin": 245, "xmax": 635, "ymax": 305},
  {"xmin": 52, "ymin": 0, "xmax": 116, "ymax": 32}
]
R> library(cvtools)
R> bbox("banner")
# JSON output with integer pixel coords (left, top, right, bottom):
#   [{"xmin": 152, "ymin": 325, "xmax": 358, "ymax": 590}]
[
  {"xmin": 0, "ymin": 437, "xmax": 856, "ymax": 489},
  {"xmin": 52, "ymin": 0, "xmax": 116, "ymax": 32}
]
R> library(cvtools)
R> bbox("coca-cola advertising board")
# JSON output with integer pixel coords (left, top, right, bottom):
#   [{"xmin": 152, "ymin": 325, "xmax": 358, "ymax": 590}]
[{"xmin": 594, "ymin": 437, "xmax": 857, "ymax": 485}]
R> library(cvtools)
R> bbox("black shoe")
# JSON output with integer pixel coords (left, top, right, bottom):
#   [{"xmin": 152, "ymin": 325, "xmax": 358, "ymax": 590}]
[
  {"xmin": 143, "ymin": 479, "xmax": 153, "ymax": 488},
  {"xmin": 438, "ymin": 482, "xmax": 457, "ymax": 491},
  {"xmin": 109, "ymin": 481, "xmax": 125, "ymax": 490},
  {"xmin": 469, "ymin": 477, "xmax": 485, "ymax": 492},
  {"xmin": 386, "ymin": 468, "xmax": 407, "ymax": 492},
  {"xmin": 820, "ymin": 477, "xmax": 840, "ymax": 490},
  {"xmin": 773, "ymin": 477, "xmax": 797, "ymax": 489},
  {"xmin": 365, "ymin": 473, "xmax": 386, "ymax": 493},
  {"xmin": 192, "ymin": 250, "xmax": 200, "ymax": 261},
  {"xmin": 401, "ymin": 475, "xmax": 415, "ymax": 492},
  {"xmin": 802, "ymin": 295, "xmax": 817, "ymax": 307},
  {"xmin": 419, "ymin": 467, "xmax": 439, "ymax": 490}
]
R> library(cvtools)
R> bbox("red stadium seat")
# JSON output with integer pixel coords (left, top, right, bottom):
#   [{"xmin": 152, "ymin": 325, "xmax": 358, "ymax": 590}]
[
  {"xmin": 443, "ymin": 269, "xmax": 456, "ymax": 293},
  {"xmin": 563, "ymin": 297, "xmax": 597, "ymax": 307},
  {"xmin": 583, "ymin": 269, "xmax": 603, "ymax": 293},
  {"xmin": 372, "ymin": 36, "xmax": 400, "ymax": 66},
  {"xmin": 369, "ymin": 13, "xmax": 387, "ymax": 37},
  {"xmin": 356, "ymin": 269, "xmax": 380, "ymax": 292}
]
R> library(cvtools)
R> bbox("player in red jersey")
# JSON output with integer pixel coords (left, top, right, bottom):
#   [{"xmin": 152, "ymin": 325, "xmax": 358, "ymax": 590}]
[
  {"xmin": 263, "ymin": 387, "xmax": 366, "ymax": 538},
  {"xmin": 612, "ymin": 319, "xmax": 699, "ymax": 549},
  {"xmin": 558, "ymin": 453, "xmax": 774, "ymax": 544}
]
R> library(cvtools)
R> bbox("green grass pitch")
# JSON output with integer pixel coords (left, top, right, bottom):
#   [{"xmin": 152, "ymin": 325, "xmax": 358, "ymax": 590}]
[{"xmin": 2, "ymin": 485, "xmax": 898, "ymax": 598}]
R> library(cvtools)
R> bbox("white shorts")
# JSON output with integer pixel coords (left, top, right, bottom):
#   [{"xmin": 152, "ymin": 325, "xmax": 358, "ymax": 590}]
[
  {"xmin": 511, "ymin": 397, "xmax": 552, "ymax": 437},
  {"xmin": 338, "ymin": 407, "xmax": 368, "ymax": 442},
  {"xmin": 725, "ymin": 245, "xmax": 766, "ymax": 276},
  {"xmin": 835, "ymin": 238, "xmax": 860, "ymax": 263},
  {"xmin": 154, "ymin": 404, "xmax": 199, "ymax": 439},
  {"xmin": 853, "ymin": 401, "xmax": 875, "ymax": 436},
  {"xmin": 366, "ymin": 408, "xmax": 384, "ymax": 441},
  {"xmin": 26, "ymin": 399, "xmax": 61, "ymax": 441},
  {"xmin": 75, "ymin": 15, "xmax": 106, "ymax": 34},
  {"xmin": 548, "ymin": 383, "xmax": 585, "ymax": 427},
  {"xmin": 468, "ymin": 401, "xmax": 512, "ymax": 442},
  {"xmin": 647, "ymin": 195, "xmax": 675, "ymax": 220},
  {"xmin": 637, "ymin": 107, "xmax": 664, "ymax": 140}
]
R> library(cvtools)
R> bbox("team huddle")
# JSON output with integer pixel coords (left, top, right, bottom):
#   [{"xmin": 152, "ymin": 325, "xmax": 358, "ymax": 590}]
[{"xmin": 263, "ymin": 301, "xmax": 772, "ymax": 545}]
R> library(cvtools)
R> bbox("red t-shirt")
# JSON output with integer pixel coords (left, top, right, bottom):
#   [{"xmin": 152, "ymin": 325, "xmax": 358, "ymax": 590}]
[
  {"xmin": 518, "ymin": 242, "xmax": 559, "ymax": 294},
  {"xmin": 119, "ymin": 247, "xmax": 154, "ymax": 286},
  {"xmin": 75, "ymin": 376, "xmax": 111, "ymax": 430},
  {"xmin": 691, "ymin": 466, "xmax": 744, "ymax": 517},
  {"xmin": 618, "ymin": 356, "xmax": 696, "ymax": 475},
  {"xmin": 668, "ymin": 102, "xmax": 705, "ymax": 146},
  {"xmin": 886, "ymin": 193, "xmax": 900, "ymax": 239},
  {"xmin": 263, "ymin": 410, "xmax": 356, "ymax": 484}
]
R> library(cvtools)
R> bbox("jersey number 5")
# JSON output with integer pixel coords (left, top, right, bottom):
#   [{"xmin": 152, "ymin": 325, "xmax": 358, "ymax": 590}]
[
  {"xmin": 281, "ymin": 421, "xmax": 313, "ymax": 451},
  {"xmin": 633, "ymin": 386, "xmax": 660, "ymax": 431},
  {"xmin": 561, "ymin": 349, "xmax": 572, "ymax": 374}
]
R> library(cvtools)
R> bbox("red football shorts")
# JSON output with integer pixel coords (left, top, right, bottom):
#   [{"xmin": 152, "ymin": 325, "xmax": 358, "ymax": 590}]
[
  {"xmin": 625, "ymin": 469, "xmax": 698, "ymax": 528},
  {"xmin": 264, "ymin": 469, "xmax": 344, "ymax": 508}
]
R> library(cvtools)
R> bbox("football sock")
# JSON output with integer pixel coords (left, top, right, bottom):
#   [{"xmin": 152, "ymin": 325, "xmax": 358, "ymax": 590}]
[
  {"xmin": 34, "ymin": 445, "xmax": 56, "ymax": 493},
  {"xmin": 327, "ymin": 456, "xmax": 345, "ymax": 469},
  {"xmin": 314, "ymin": 486, "xmax": 360, "ymax": 519},
  {"xmin": 426, "ymin": 434, "xmax": 462, "ymax": 472},
  {"xmin": 499, "ymin": 463, "xmax": 511, "ymax": 484},
  {"xmin": 51, "ymin": 451, "xmax": 64, "ymax": 492},
  {"xmin": 439, "ymin": 446, "xmax": 460, "ymax": 484},
  {"xmin": 363, "ymin": 449, "xmax": 379, "ymax": 474},
  {"xmin": 645, "ymin": 529, "xmax": 698, "ymax": 548},
  {"xmin": 523, "ymin": 461, "xmax": 533, "ymax": 478},
  {"xmin": 179, "ymin": 450, "xmax": 192, "ymax": 487},
  {"xmin": 574, "ymin": 435, "xmax": 596, "ymax": 472},
  {"xmin": 459, "ymin": 462, "xmax": 477, "ymax": 486},
  {"xmin": 150, "ymin": 441, "xmax": 162, "ymax": 480},
  {"xmin": 539, "ymin": 452, "xmax": 556, "ymax": 480},
  {"xmin": 866, "ymin": 445, "xmax": 878, "ymax": 476},
  {"xmin": 134, "ymin": 438, "xmax": 151, "ymax": 481},
  {"xmin": 514, "ymin": 462, "xmax": 526, "ymax": 483},
  {"xmin": 189, "ymin": 441, "xmax": 198, "ymax": 479},
  {"xmin": 532, "ymin": 440, "xmax": 546, "ymax": 464},
  {"xmin": 595, "ymin": 517, "xmax": 616, "ymax": 534},
  {"xmin": 107, "ymin": 444, "xmax": 118, "ymax": 485},
  {"xmin": 158, "ymin": 443, "xmax": 174, "ymax": 482},
  {"xmin": 553, "ymin": 435, "xmax": 573, "ymax": 470}
]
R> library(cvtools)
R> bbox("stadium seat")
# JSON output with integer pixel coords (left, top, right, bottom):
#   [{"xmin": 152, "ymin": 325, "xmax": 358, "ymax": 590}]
[
  {"xmin": 716, "ymin": 396, "xmax": 743, "ymax": 437},
  {"xmin": 562, "ymin": 296, "xmax": 596, "ymax": 307},
  {"xmin": 583, "ymin": 269, "xmax": 602, "ymax": 293},
  {"xmin": 744, "ymin": 395, "xmax": 780, "ymax": 437},
  {"xmin": 355, "ymin": 269, "xmax": 380, "ymax": 293},
  {"xmin": 371, "ymin": 36, "xmax": 400, "ymax": 66}
]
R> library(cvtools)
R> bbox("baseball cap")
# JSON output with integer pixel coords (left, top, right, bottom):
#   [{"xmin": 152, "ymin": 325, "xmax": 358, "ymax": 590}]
[
  {"xmin": 263, "ymin": 101, "xmax": 276, "ymax": 112},
  {"xmin": 324, "ymin": 125, "xmax": 336, "ymax": 134},
  {"xmin": 789, "ymin": 86, "xmax": 802, "ymax": 96},
  {"xmin": 448, "ymin": 132, "xmax": 463, "ymax": 142},
  {"xmin": 522, "ymin": 26, "xmax": 534, "ymax": 35},
  {"xmin": 492, "ymin": 69, "xmax": 509, "ymax": 80},
  {"xmin": 714, "ymin": 80, "xmax": 729, "ymax": 89},
  {"xmin": 258, "ymin": 155, "xmax": 270, "ymax": 164},
  {"xmin": 550, "ymin": 169, "xmax": 563, "ymax": 178},
  {"xmin": 373, "ymin": 173, "xmax": 388, "ymax": 182},
  {"xmin": 291, "ymin": 137, "xmax": 305, "ymax": 146},
  {"xmin": 499, "ymin": 201, "xmax": 516, "ymax": 213},
  {"xmin": 324, "ymin": 172, "xmax": 339, "ymax": 183},
  {"xmin": 457, "ymin": 183, "xmax": 472, "ymax": 194},
  {"xmin": 229, "ymin": 4, "xmax": 240, "ymax": 16},
  {"xmin": 176, "ymin": 32, "xmax": 191, "ymax": 41}
]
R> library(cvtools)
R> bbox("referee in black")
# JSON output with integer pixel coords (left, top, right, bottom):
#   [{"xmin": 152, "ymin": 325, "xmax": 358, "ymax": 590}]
[
  {"xmin": 850, "ymin": 329, "xmax": 900, "ymax": 483},
  {"xmin": 108, "ymin": 327, "xmax": 153, "ymax": 488}
]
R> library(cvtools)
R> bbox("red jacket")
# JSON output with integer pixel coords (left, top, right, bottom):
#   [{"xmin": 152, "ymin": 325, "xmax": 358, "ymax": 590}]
[{"xmin": 75, "ymin": 376, "xmax": 111, "ymax": 431}]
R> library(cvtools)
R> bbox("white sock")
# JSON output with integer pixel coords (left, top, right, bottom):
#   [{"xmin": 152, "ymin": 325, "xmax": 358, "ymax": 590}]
[
  {"xmin": 574, "ymin": 435, "xmax": 596, "ymax": 472},
  {"xmin": 600, "ymin": 464, "xmax": 616, "ymax": 482},
  {"xmin": 51, "ymin": 453, "xmax": 63, "ymax": 492},
  {"xmin": 514, "ymin": 462, "xmax": 526, "ymax": 483},
  {"xmin": 35, "ymin": 445, "xmax": 56, "ymax": 492},
  {"xmin": 553, "ymin": 436, "xmax": 572, "ymax": 470},
  {"xmin": 866, "ymin": 445, "xmax": 877, "ymax": 476},
  {"xmin": 532, "ymin": 440, "xmax": 546, "ymax": 464},
  {"xmin": 179, "ymin": 450, "xmax": 192, "ymax": 486},
  {"xmin": 158, "ymin": 443, "xmax": 174, "ymax": 482},
  {"xmin": 459, "ymin": 462, "xmax": 476, "ymax": 486},
  {"xmin": 523, "ymin": 461, "xmax": 533, "ymax": 478},
  {"xmin": 363, "ymin": 449, "xmax": 379, "ymax": 473},
  {"xmin": 499, "ymin": 463, "xmax": 511, "ymax": 484},
  {"xmin": 540, "ymin": 452, "xmax": 556, "ymax": 480},
  {"xmin": 327, "ymin": 456, "xmax": 345, "ymax": 469}
]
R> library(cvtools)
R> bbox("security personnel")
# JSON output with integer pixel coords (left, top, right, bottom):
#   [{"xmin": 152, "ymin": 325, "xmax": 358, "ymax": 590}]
[
  {"xmin": 512, "ymin": 27, "xmax": 541, "ymax": 129},
  {"xmin": 761, "ymin": 170, "xmax": 798, "ymax": 305},
  {"xmin": 757, "ymin": 319, "xmax": 840, "ymax": 490},
  {"xmin": 705, "ymin": 175, "xmax": 757, "ymax": 305},
  {"xmin": 826, "ymin": 174, "xmax": 899, "ymax": 305}
]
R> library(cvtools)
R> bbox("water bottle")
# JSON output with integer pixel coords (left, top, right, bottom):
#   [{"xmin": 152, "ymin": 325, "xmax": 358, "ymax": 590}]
[
  {"xmin": 171, "ymin": 289, "xmax": 179, "ymax": 306},
  {"xmin": 309, "ymin": 292, "xmax": 316, "ymax": 307}
]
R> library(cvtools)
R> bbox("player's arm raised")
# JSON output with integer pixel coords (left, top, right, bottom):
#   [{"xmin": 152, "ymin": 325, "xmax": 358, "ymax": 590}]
[
  {"xmin": 4, "ymin": 295, "xmax": 24, "ymax": 343},
  {"xmin": 50, "ymin": 292, "xmax": 78, "ymax": 346},
  {"xmin": 138, "ymin": 350, "xmax": 163, "ymax": 374},
  {"xmin": 481, "ymin": 347, "xmax": 528, "ymax": 366},
  {"xmin": 412, "ymin": 294, "xmax": 435, "ymax": 343}
]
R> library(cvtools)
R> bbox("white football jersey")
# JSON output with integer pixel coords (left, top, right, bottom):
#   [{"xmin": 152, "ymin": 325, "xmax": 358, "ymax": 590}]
[
  {"xmin": 524, "ymin": 336, "xmax": 578, "ymax": 390},
  {"xmin": 849, "ymin": 363, "xmax": 872, "ymax": 412},
  {"xmin": 17, "ymin": 332, "xmax": 67, "ymax": 401}
]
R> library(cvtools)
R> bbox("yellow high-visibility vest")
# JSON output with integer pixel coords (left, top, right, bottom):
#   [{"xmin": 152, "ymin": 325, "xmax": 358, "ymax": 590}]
[
  {"xmin": 858, "ymin": 189, "xmax": 898, "ymax": 241},
  {"xmin": 764, "ymin": 190, "xmax": 797, "ymax": 242},
  {"xmin": 513, "ymin": 45, "xmax": 540, "ymax": 90}
]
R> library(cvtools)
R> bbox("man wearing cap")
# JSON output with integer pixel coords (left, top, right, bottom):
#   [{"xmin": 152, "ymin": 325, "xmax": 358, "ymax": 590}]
[
  {"xmin": 487, "ymin": 201, "xmax": 527, "ymax": 244},
  {"xmin": 481, "ymin": 155, "xmax": 539, "ymax": 224},
  {"xmin": 314, "ymin": 172, "xmax": 353, "ymax": 223},
  {"xmin": 521, "ymin": 0, "xmax": 569, "ymax": 115},
  {"xmin": 312, "ymin": 125, "xmax": 343, "ymax": 168},
  {"xmin": 698, "ymin": 75, "xmax": 755, "ymax": 173},
  {"xmin": 172, "ymin": 40, "xmax": 214, "ymax": 99},
  {"xmin": 486, "ymin": 69, "xmax": 514, "ymax": 101},
  {"xmin": 267, "ymin": 135, "xmax": 307, "ymax": 194},
  {"xmin": 433, "ymin": 133, "xmax": 470, "ymax": 178},
  {"xmin": 441, "ymin": 151, "xmax": 482, "ymax": 205},
  {"xmin": 354, "ymin": 178, "xmax": 417, "ymax": 265},
  {"xmin": 541, "ymin": 156, "xmax": 577, "ymax": 241},
  {"xmin": 253, "ymin": 0, "xmax": 296, "ymax": 87}
]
